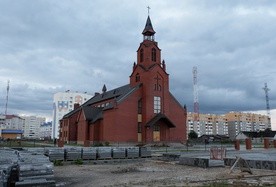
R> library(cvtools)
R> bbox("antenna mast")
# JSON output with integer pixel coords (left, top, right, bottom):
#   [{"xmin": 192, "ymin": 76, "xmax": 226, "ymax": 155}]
[
  {"xmin": 263, "ymin": 83, "xmax": 271, "ymax": 129},
  {"xmin": 193, "ymin": 67, "xmax": 199, "ymax": 121},
  {"xmin": 5, "ymin": 80, "xmax": 10, "ymax": 117}
]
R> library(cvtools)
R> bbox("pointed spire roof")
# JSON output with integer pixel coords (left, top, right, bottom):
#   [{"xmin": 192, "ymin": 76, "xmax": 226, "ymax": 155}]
[
  {"xmin": 142, "ymin": 16, "xmax": 155, "ymax": 36},
  {"xmin": 102, "ymin": 84, "xmax": 107, "ymax": 93}
]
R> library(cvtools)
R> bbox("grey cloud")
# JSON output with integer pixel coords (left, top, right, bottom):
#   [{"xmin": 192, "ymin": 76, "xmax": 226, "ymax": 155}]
[{"xmin": 0, "ymin": 1, "xmax": 275, "ymax": 127}]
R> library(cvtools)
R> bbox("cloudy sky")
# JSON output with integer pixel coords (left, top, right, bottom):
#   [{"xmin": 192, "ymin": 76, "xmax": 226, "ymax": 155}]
[{"xmin": 0, "ymin": 1, "xmax": 275, "ymax": 129}]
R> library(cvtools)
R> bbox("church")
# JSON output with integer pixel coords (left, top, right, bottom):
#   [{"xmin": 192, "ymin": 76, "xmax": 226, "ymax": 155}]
[{"xmin": 59, "ymin": 15, "xmax": 187, "ymax": 145}]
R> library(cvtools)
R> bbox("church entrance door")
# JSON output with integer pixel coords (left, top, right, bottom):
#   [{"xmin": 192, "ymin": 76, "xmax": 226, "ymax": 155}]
[{"xmin": 153, "ymin": 124, "xmax": 160, "ymax": 142}]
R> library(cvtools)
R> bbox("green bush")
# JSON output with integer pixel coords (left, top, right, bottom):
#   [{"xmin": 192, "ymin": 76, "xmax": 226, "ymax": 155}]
[
  {"xmin": 53, "ymin": 160, "xmax": 63, "ymax": 166},
  {"xmin": 74, "ymin": 159, "xmax": 83, "ymax": 165},
  {"xmin": 93, "ymin": 142, "xmax": 103, "ymax": 147}
]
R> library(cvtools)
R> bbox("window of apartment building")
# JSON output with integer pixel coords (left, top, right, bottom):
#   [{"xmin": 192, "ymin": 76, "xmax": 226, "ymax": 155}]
[{"xmin": 153, "ymin": 96, "xmax": 161, "ymax": 113}]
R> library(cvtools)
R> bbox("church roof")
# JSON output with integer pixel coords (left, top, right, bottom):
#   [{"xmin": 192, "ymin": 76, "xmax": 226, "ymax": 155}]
[
  {"xmin": 146, "ymin": 113, "xmax": 176, "ymax": 128},
  {"xmin": 83, "ymin": 84, "xmax": 140, "ymax": 106},
  {"xmin": 83, "ymin": 106, "xmax": 103, "ymax": 123},
  {"xmin": 142, "ymin": 16, "xmax": 155, "ymax": 36},
  {"xmin": 62, "ymin": 84, "xmax": 141, "ymax": 121}
]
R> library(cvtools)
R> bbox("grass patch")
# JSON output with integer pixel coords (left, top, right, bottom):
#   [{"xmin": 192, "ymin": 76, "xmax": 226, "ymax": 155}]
[
  {"xmin": 74, "ymin": 159, "xmax": 83, "ymax": 165},
  {"xmin": 53, "ymin": 160, "xmax": 64, "ymax": 166}
]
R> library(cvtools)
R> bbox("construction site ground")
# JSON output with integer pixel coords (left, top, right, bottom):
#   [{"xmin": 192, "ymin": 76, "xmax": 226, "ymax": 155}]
[{"xmin": 54, "ymin": 152, "xmax": 276, "ymax": 187}]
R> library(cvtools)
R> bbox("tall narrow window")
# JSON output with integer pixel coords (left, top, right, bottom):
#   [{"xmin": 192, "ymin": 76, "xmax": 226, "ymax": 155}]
[
  {"xmin": 138, "ymin": 123, "xmax": 142, "ymax": 133},
  {"xmin": 154, "ymin": 96, "xmax": 161, "ymax": 113},
  {"xmin": 138, "ymin": 99, "xmax": 142, "ymax": 114},
  {"xmin": 151, "ymin": 48, "xmax": 156, "ymax": 62},
  {"xmin": 135, "ymin": 73, "xmax": 140, "ymax": 82},
  {"xmin": 140, "ymin": 49, "xmax": 144, "ymax": 62}
]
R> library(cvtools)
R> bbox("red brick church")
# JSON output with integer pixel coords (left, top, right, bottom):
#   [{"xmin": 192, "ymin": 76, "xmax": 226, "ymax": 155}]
[{"xmin": 59, "ymin": 16, "xmax": 187, "ymax": 145}]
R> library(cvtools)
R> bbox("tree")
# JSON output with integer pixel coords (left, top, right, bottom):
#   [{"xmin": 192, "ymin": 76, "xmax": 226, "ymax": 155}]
[{"xmin": 188, "ymin": 130, "xmax": 198, "ymax": 139}]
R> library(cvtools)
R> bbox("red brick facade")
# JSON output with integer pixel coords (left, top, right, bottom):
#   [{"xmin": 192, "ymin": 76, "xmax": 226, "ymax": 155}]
[{"xmin": 59, "ymin": 16, "xmax": 187, "ymax": 145}]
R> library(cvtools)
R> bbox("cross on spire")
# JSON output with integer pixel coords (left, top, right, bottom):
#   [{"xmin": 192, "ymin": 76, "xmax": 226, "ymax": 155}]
[{"xmin": 147, "ymin": 6, "xmax": 150, "ymax": 15}]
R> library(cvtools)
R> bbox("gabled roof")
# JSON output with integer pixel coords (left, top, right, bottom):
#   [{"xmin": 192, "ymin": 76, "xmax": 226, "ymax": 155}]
[
  {"xmin": 83, "ymin": 106, "xmax": 103, "ymax": 123},
  {"xmin": 61, "ymin": 83, "xmax": 142, "ymax": 122},
  {"xmin": 146, "ymin": 113, "xmax": 176, "ymax": 128},
  {"xmin": 63, "ymin": 107, "xmax": 82, "ymax": 118},
  {"xmin": 84, "ymin": 84, "xmax": 135, "ymax": 106},
  {"xmin": 237, "ymin": 130, "xmax": 276, "ymax": 139}
]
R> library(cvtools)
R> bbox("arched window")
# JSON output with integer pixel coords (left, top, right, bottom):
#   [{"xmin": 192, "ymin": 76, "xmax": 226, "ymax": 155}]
[
  {"xmin": 151, "ymin": 48, "xmax": 156, "ymax": 62},
  {"xmin": 140, "ymin": 49, "xmax": 144, "ymax": 62}
]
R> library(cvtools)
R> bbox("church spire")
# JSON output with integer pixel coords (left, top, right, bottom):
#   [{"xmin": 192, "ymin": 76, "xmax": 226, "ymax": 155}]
[
  {"xmin": 102, "ymin": 84, "xmax": 107, "ymax": 93},
  {"xmin": 142, "ymin": 16, "xmax": 155, "ymax": 41}
]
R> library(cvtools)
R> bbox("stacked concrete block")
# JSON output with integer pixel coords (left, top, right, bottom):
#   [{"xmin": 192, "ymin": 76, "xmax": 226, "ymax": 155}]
[
  {"xmin": 44, "ymin": 148, "xmax": 65, "ymax": 161},
  {"xmin": 0, "ymin": 148, "xmax": 19, "ymax": 187},
  {"xmin": 0, "ymin": 164, "xmax": 18, "ymax": 187},
  {"xmin": 0, "ymin": 163, "xmax": 17, "ymax": 187},
  {"xmin": 224, "ymin": 157, "xmax": 276, "ymax": 170},
  {"xmin": 97, "ymin": 147, "xmax": 112, "ymax": 159},
  {"xmin": 65, "ymin": 148, "xmax": 82, "ymax": 161},
  {"xmin": 139, "ymin": 147, "xmax": 151, "ymax": 158},
  {"xmin": 112, "ymin": 147, "xmax": 126, "ymax": 159},
  {"xmin": 179, "ymin": 157, "xmax": 209, "ymax": 168},
  {"xmin": 82, "ymin": 148, "xmax": 97, "ymax": 160},
  {"xmin": 15, "ymin": 178, "xmax": 55, "ymax": 187},
  {"xmin": 126, "ymin": 147, "xmax": 139, "ymax": 158},
  {"xmin": 26, "ymin": 148, "xmax": 45, "ymax": 155},
  {"xmin": 15, "ymin": 151, "xmax": 55, "ymax": 186}
]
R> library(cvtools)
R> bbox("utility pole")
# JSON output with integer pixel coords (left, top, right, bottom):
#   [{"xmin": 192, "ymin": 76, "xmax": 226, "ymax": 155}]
[{"xmin": 263, "ymin": 83, "xmax": 271, "ymax": 129}]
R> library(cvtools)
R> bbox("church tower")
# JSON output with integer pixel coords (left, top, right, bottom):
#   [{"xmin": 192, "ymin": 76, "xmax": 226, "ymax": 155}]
[
  {"xmin": 59, "ymin": 13, "xmax": 187, "ymax": 145},
  {"xmin": 130, "ymin": 15, "xmax": 174, "ymax": 143},
  {"xmin": 130, "ymin": 15, "xmax": 168, "ymax": 89}
]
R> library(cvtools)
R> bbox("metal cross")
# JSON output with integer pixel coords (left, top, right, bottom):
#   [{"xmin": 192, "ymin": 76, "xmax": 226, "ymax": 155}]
[{"xmin": 147, "ymin": 6, "xmax": 150, "ymax": 15}]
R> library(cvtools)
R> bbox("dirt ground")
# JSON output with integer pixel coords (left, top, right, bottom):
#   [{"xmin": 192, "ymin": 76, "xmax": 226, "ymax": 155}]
[{"xmin": 54, "ymin": 159, "xmax": 276, "ymax": 187}]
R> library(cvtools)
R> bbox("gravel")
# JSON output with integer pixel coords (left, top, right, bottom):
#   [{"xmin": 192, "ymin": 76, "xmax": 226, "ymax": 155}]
[{"xmin": 54, "ymin": 159, "xmax": 276, "ymax": 187}]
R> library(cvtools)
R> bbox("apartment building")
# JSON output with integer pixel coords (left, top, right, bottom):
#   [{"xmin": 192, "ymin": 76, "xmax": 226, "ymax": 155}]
[
  {"xmin": 39, "ymin": 122, "xmax": 52, "ymax": 139},
  {"xmin": 22, "ymin": 116, "xmax": 45, "ymax": 138},
  {"xmin": 226, "ymin": 112, "xmax": 270, "ymax": 140},
  {"xmin": 187, "ymin": 112, "xmax": 270, "ymax": 139},
  {"xmin": 53, "ymin": 91, "xmax": 93, "ymax": 139},
  {"xmin": 0, "ymin": 114, "xmax": 25, "ymax": 130}
]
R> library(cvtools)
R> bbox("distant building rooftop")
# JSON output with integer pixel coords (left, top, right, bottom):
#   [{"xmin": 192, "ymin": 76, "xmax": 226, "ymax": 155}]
[{"xmin": 1, "ymin": 129, "xmax": 24, "ymax": 134}]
